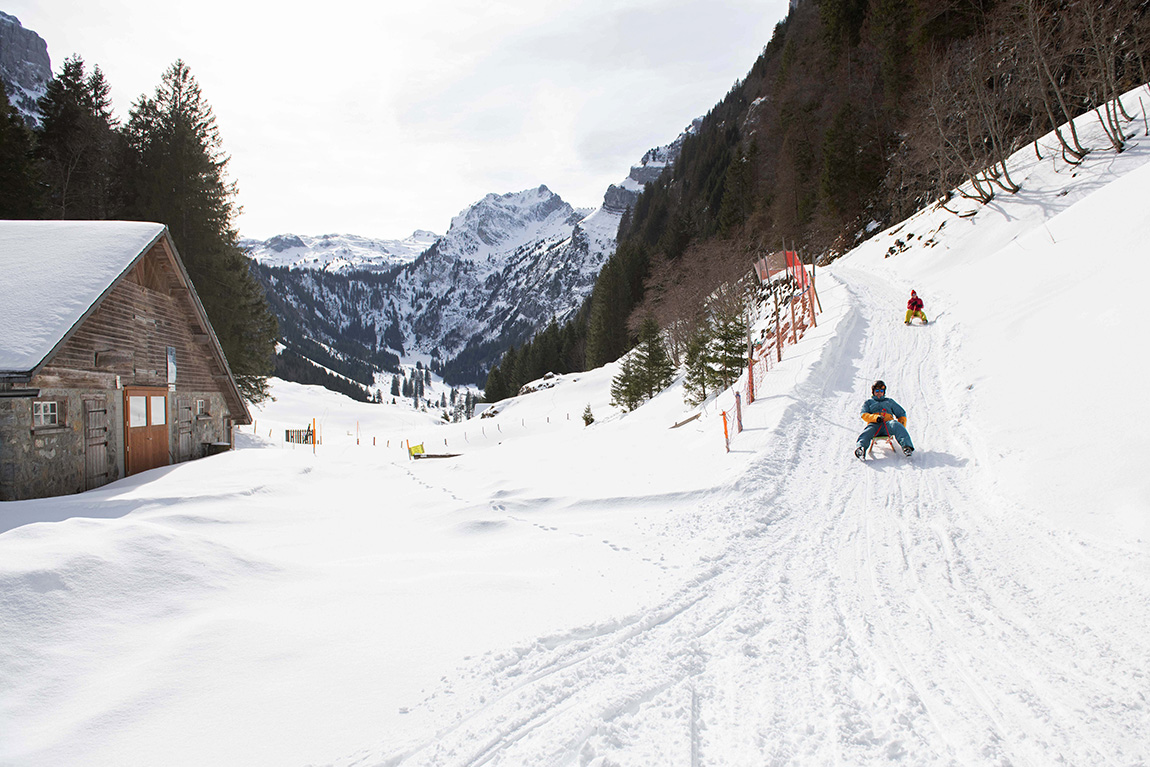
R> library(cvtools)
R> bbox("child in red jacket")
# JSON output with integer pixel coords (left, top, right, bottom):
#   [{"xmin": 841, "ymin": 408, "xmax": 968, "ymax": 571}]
[{"xmin": 905, "ymin": 290, "xmax": 927, "ymax": 325}]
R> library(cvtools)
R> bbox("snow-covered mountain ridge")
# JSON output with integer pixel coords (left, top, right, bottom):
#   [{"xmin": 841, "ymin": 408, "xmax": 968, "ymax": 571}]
[
  {"xmin": 253, "ymin": 124, "xmax": 699, "ymax": 386},
  {"xmin": 241, "ymin": 230, "xmax": 440, "ymax": 274},
  {"xmin": 435, "ymin": 185, "xmax": 588, "ymax": 265},
  {"xmin": 253, "ymin": 184, "xmax": 609, "ymax": 385}
]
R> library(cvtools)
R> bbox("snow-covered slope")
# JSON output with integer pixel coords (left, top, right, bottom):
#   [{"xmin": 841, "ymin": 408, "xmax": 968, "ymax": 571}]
[
  {"xmin": 241, "ymin": 230, "xmax": 440, "ymax": 274},
  {"xmin": 3, "ymin": 91, "xmax": 1147, "ymax": 767}
]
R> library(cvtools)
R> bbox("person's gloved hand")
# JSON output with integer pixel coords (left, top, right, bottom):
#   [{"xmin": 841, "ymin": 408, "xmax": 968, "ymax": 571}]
[{"xmin": 882, "ymin": 411, "xmax": 894, "ymax": 421}]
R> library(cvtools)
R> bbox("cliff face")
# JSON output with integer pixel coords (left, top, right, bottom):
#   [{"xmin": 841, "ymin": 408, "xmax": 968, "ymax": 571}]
[{"xmin": 0, "ymin": 12, "xmax": 51, "ymax": 127}]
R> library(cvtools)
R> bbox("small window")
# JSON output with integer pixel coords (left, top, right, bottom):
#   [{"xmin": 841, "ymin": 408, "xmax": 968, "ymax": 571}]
[
  {"xmin": 150, "ymin": 396, "xmax": 167, "ymax": 426},
  {"xmin": 129, "ymin": 396, "xmax": 148, "ymax": 427},
  {"xmin": 33, "ymin": 400, "xmax": 60, "ymax": 427},
  {"xmin": 196, "ymin": 399, "xmax": 207, "ymax": 416}
]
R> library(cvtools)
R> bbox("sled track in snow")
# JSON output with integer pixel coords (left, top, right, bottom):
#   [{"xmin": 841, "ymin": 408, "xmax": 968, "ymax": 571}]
[{"xmin": 338, "ymin": 268, "xmax": 1150, "ymax": 767}]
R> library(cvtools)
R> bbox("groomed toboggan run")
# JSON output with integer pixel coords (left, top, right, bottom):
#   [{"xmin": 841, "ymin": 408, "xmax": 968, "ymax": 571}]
[{"xmin": 329, "ymin": 87, "xmax": 1150, "ymax": 767}]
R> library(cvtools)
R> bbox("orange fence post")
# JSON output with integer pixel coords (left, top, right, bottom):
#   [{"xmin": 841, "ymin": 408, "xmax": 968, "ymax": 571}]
[
  {"xmin": 774, "ymin": 292, "xmax": 783, "ymax": 363},
  {"xmin": 747, "ymin": 357, "xmax": 755, "ymax": 404}
]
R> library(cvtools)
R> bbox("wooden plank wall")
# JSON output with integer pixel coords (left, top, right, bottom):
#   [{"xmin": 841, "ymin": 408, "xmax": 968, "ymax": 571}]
[{"xmin": 44, "ymin": 244, "xmax": 230, "ymax": 398}]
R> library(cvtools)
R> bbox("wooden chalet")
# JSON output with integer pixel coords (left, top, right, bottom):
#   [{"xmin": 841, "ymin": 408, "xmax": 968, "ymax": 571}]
[{"xmin": 0, "ymin": 221, "xmax": 251, "ymax": 501}]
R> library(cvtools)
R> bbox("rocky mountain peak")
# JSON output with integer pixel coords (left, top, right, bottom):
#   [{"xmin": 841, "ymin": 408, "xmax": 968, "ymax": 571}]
[
  {"xmin": 249, "ymin": 127, "xmax": 696, "ymax": 386},
  {"xmin": 438, "ymin": 184, "xmax": 577, "ymax": 263},
  {"xmin": 0, "ymin": 12, "xmax": 51, "ymax": 128}
]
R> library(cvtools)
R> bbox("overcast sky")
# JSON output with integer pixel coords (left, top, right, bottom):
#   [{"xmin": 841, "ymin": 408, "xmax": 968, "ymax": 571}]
[{"xmin": 7, "ymin": 1, "xmax": 790, "ymax": 240}]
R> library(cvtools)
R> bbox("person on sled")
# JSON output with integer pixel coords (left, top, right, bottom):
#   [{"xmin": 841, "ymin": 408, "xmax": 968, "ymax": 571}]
[
  {"xmin": 855, "ymin": 380, "xmax": 914, "ymax": 459},
  {"xmin": 905, "ymin": 290, "xmax": 927, "ymax": 325}
]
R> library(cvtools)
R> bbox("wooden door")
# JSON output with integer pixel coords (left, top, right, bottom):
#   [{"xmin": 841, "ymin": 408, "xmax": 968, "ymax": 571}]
[
  {"xmin": 124, "ymin": 387, "xmax": 170, "ymax": 476},
  {"xmin": 83, "ymin": 396, "xmax": 110, "ymax": 490},
  {"xmin": 176, "ymin": 396, "xmax": 193, "ymax": 461}
]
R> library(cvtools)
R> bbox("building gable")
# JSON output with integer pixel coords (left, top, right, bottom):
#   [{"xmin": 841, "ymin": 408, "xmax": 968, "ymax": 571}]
[
  {"xmin": 0, "ymin": 221, "xmax": 165, "ymax": 375},
  {"xmin": 0, "ymin": 221, "xmax": 249, "ymax": 423}
]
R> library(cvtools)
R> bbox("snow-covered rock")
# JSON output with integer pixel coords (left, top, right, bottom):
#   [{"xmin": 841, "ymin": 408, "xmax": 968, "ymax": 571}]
[{"xmin": 0, "ymin": 12, "xmax": 51, "ymax": 128}]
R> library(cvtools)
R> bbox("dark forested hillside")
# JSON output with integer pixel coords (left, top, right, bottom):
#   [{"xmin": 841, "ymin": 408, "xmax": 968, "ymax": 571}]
[
  {"xmin": 616, "ymin": 0, "xmax": 1148, "ymax": 331},
  {"xmin": 490, "ymin": 0, "xmax": 1148, "ymax": 400},
  {"xmin": 252, "ymin": 262, "xmax": 402, "ymax": 390}
]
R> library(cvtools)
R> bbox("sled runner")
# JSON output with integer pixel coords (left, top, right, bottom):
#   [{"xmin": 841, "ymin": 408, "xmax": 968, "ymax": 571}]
[
  {"xmin": 855, "ymin": 421, "xmax": 908, "ymax": 461},
  {"xmin": 867, "ymin": 429, "xmax": 899, "ymax": 458}
]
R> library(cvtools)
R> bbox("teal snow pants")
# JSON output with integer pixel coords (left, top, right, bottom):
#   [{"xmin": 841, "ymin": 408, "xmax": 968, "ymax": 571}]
[{"xmin": 857, "ymin": 420, "xmax": 913, "ymax": 451}]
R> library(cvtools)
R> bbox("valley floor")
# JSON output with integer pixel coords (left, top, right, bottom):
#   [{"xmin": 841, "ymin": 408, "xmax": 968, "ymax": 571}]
[{"xmin": 2, "ymin": 260, "xmax": 1146, "ymax": 767}]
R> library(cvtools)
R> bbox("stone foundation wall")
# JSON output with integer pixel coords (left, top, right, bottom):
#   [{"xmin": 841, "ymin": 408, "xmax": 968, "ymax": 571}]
[
  {"xmin": 1, "ymin": 388, "xmax": 232, "ymax": 501},
  {"xmin": 0, "ymin": 387, "xmax": 120, "ymax": 501},
  {"xmin": 181, "ymin": 391, "xmax": 230, "ymax": 458}
]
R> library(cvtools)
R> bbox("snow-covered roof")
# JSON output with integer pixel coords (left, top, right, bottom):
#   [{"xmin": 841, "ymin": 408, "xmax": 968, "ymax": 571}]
[{"xmin": 0, "ymin": 221, "xmax": 166, "ymax": 373}]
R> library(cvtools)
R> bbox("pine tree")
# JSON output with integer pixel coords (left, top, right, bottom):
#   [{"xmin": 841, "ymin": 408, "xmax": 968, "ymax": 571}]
[
  {"xmin": 119, "ymin": 61, "xmax": 277, "ymax": 401},
  {"xmin": 582, "ymin": 404, "xmax": 594, "ymax": 426},
  {"xmin": 707, "ymin": 301, "xmax": 748, "ymax": 390},
  {"xmin": 635, "ymin": 316, "xmax": 676, "ymax": 399},
  {"xmin": 390, "ymin": 375, "xmax": 400, "ymax": 397},
  {"xmin": 0, "ymin": 78, "xmax": 42, "ymax": 217},
  {"xmin": 683, "ymin": 325, "xmax": 711, "ymax": 406},
  {"xmin": 610, "ymin": 354, "xmax": 644, "ymax": 412},
  {"xmin": 584, "ymin": 259, "xmax": 628, "ymax": 368},
  {"xmin": 35, "ymin": 56, "xmax": 119, "ymax": 219},
  {"xmin": 484, "ymin": 364, "xmax": 507, "ymax": 402}
]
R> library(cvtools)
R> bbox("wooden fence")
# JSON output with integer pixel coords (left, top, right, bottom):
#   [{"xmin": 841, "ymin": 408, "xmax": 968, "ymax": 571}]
[{"xmin": 285, "ymin": 427, "xmax": 314, "ymax": 445}]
